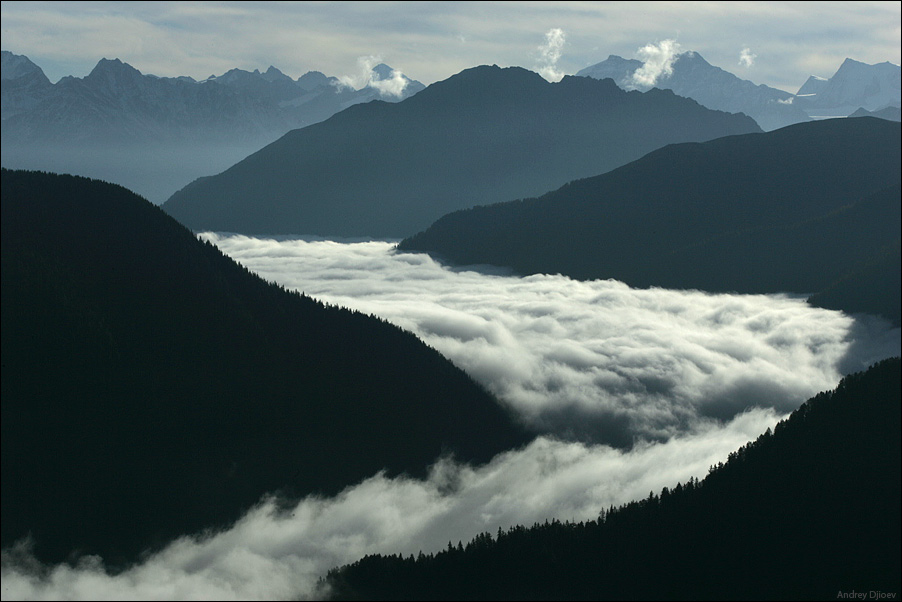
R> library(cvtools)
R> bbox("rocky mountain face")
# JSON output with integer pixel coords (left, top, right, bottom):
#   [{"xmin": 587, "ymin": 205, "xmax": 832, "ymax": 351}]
[
  {"xmin": 794, "ymin": 58, "xmax": 901, "ymax": 118},
  {"xmin": 0, "ymin": 51, "xmax": 52, "ymax": 120},
  {"xmin": 577, "ymin": 51, "xmax": 810, "ymax": 131}
]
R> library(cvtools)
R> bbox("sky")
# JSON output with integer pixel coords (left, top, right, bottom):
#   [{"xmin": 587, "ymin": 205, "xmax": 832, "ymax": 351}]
[
  {"xmin": 1, "ymin": 1, "xmax": 900, "ymax": 93},
  {"xmin": 3, "ymin": 236, "xmax": 899, "ymax": 599}
]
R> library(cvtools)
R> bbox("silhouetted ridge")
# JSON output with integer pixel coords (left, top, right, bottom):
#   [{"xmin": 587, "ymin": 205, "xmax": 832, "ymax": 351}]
[
  {"xmin": 400, "ymin": 117, "xmax": 901, "ymax": 323},
  {"xmin": 325, "ymin": 358, "xmax": 902, "ymax": 600},
  {"xmin": 1, "ymin": 169, "xmax": 529, "ymax": 568},
  {"xmin": 162, "ymin": 64, "xmax": 760, "ymax": 237}
]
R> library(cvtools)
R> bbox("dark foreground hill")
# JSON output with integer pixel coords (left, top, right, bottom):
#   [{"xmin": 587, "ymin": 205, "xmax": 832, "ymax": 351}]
[
  {"xmin": 325, "ymin": 358, "xmax": 902, "ymax": 601},
  {"xmin": 0, "ymin": 169, "xmax": 528, "ymax": 567},
  {"xmin": 400, "ymin": 117, "xmax": 902, "ymax": 324},
  {"xmin": 162, "ymin": 65, "xmax": 761, "ymax": 238}
]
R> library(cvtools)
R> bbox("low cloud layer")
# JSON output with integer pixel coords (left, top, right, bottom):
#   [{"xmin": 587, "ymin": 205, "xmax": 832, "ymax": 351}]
[
  {"xmin": 199, "ymin": 236, "xmax": 899, "ymax": 446},
  {"xmin": 4, "ymin": 236, "xmax": 897, "ymax": 599},
  {"xmin": 2, "ymin": 411, "xmax": 781, "ymax": 600},
  {"xmin": 536, "ymin": 28, "xmax": 566, "ymax": 82},
  {"xmin": 631, "ymin": 39, "xmax": 682, "ymax": 88}
]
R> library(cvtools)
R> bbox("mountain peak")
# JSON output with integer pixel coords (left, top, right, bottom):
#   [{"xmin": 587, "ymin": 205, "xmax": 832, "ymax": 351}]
[
  {"xmin": 88, "ymin": 57, "xmax": 141, "ymax": 77},
  {"xmin": 296, "ymin": 70, "xmax": 334, "ymax": 90},
  {"xmin": 85, "ymin": 57, "xmax": 145, "ymax": 90},
  {"xmin": 577, "ymin": 49, "xmax": 806, "ymax": 130},
  {"xmin": 1, "ymin": 50, "xmax": 50, "ymax": 82},
  {"xmin": 372, "ymin": 63, "xmax": 396, "ymax": 79},
  {"xmin": 262, "ymin": 65, "xmax": 290, "ymax": 82},
  {"xmin": 412, "ymin": 64, "xmax": 547, "ymax": 103}
]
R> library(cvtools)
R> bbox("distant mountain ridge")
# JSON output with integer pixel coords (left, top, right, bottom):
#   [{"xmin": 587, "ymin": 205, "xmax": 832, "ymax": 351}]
[
  {"xmin": 0, "ymin": 50, "xmax": 424, "ymax": 202},
  {"xmin": 577, "ymin": 52, "xmax": 901, "ymax": 130},
  {"xmin": 576, "ymin": 51, "xmax": 810, "ymax": 131},
  {"xmin": 399, "ymin": 117, "xmax": 901, "ymax": 324},
  {"xmin": 795, "ymin": 57, "xmax": 901, "ymax": 117},
  {"xmin": 1, "ymin": 50, "xmax": 424, "ymax": 145},
  {"xmin": 1, "ymin": 168, "xmax": 527, "ymax": 567},
  {"xmin": 162, "ymin": 64, "xmax": 761, "ymax": 238},
  {"xmin": 849, "ymin": 105, "xmax": 902, "ymax": 121}
]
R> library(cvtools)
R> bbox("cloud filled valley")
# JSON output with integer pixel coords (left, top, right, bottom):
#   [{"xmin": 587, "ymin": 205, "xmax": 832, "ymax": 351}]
[
  {"xmin": 2, "ymin": 234, "xmax": 898, "ymax": 600},
  {"xmin": 201, "ymin": 235, "xmax": 900, "ymax": 446}
]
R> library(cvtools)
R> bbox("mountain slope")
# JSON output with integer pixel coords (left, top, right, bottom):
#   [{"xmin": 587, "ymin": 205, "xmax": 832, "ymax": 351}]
[
  {"xmin": 326, "ymin": 358, "xmax": 902, "ymax": 600},
  {"xmin": 1, "ymin": 169, "xmax": 528, "ymax": 568},
  {"xmin": 161, "ymin": 65, "xmax": 761, "ymax": 238},
  {"xmin": 1, "ymin": 50, "xmax": 53, "ymax": 120},
  {"xmin": 399, "ymin": 117, "xmax": 900, "ymax": 321},
  {"xmin": 577, "ymin": 51, "xmax": 810, "ymax": 131}
]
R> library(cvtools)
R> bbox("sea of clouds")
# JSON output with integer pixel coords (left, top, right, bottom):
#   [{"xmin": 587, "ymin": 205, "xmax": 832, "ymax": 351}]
[{"xmin": 3, "ymin": 235, "xmax": 898, "ymax": 600}]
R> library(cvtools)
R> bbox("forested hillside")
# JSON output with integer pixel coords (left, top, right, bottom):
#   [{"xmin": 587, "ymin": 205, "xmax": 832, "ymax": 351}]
[
  {"xmin": 1, "ymin": 169, "xmax": 528, "ymax": 568},
  {"xmin": 326, "ymin": 358, "xmax": 902, "ymax": 601},
  {"xmin": 401, "ymin": 117, "xmax": 901, "ymax": 324}
]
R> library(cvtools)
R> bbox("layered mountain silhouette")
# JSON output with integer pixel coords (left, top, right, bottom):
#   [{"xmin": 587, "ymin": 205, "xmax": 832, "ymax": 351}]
[
  {"xmin": 1, "ymin": 169, "xmax": 528, "ymax": 567},
  {"xmin": 576, "ymin": 51, "xmax": 810, "ymax": 131},
  {"xmin": 795, "ymin": 58, "xmax": 901, "ymax": 118},
  {"xmin": 325, "ymin": 358, "xmax": 902, "ymax": 600},
  {"xmin": 1, "ymin": 51, "xmax": 423, "ymax": 145},
  {"xmin": 161, "ymin": 64, "xmax": 761, "ymax": 238},
  {"xmin": 849, "ymin": 105, "xmax": 902, "ymax": 122},
  {"xmin": 1, "ymin": 51, "xmax": 423, "ymax": 203},
  {"xmin": 400, "ymin": 117, "xmax": 901, "ymax": 324}
]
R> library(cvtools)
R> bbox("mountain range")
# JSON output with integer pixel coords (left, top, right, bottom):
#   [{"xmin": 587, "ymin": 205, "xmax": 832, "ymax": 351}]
[
  {"xmin": 1, "ymin": 168, "xmax": 527, "ymax": 567},
  {"xmin": 1, "ymin": 50, "xmax": 423, "ymax": 144},
  {"xmin": 795, "ymin": 57, "xmax": 902, "ymax": 117},
  {"xmin": 577, "ymin": 52, "xmax": 901, "ymax": 130},
  {"xmin": 2, "ymin": 43, "xmax": 900, "ymax": 597},
  {"xmin": 161, "ymin": 64, "xmax": 761, "ymax": 238},
  {"xmin": 1, "ymin": 51, "xmax": 423, "ymax": 203},
  {"xmin": 576, "ymin": 51, "xmax": 809, "ymax": 131},
  {"xmin": 399, "ymin": 117, "xmax": 902, "ymax": 325}
]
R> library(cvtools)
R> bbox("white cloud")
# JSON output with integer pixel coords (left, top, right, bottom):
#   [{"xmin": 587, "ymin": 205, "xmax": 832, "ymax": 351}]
[
  {"xmin": 740, "ymin": 46, "xmax": 757, "ymax": 68},
  {"xmin": 197, "ymin": 235, "xmax": 900, "ymax": 446},
  {"xmin": 335, "ymin": 55, "xmax": 409, "ymax": 98},
  {"xmin": 631, "ymin": 39, "xmax": 682, "ymax": 88},
  {"xmin": 536, "ymin": 28, "xmax": 567, "ymax": 82},
  {"xmin": 1, "ymin": 410, "xmax": 782, "ymax": 600}
]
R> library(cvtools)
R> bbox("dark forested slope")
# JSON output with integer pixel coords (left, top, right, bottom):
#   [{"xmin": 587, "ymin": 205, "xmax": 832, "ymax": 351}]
[
  {"xmin": 162, "ymin": 65, "xmax": 760, "ymax": 238},
  {"xmin": 326, "ymin": 358, "xmax": 902, "ymax": 601},
  {"xmin": 1, "ymin": 169, "xmax": 528, "ymax": 567},
  {"xmin": 400, "ymin": 117, "xmax": 901, "ymax": 323}
]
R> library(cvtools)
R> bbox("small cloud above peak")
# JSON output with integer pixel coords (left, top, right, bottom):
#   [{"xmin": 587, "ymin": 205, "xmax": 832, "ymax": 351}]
[
  {"xmin": 740, "ymin": 47, "xmax": 757, "ymax": 68},
  {"xmin": 335, "ymin": 55, "xmax": 410, "ymax": 98}
]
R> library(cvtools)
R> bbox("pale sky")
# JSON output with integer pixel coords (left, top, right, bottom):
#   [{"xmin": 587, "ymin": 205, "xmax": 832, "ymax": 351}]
[{"xmin": 2, "ymin": 1, "xmax": 900, "ymax": 93}]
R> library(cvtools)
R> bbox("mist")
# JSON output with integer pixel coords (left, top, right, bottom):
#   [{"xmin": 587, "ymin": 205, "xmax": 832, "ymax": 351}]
[{"xmin": 3, "ymin": 234, "xmax": 898, "ymax": 600}]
